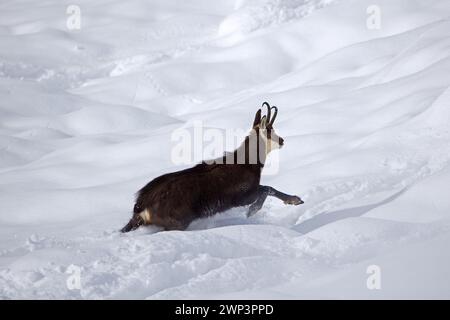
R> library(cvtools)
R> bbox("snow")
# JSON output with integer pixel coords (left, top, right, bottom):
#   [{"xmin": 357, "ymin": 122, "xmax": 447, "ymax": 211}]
[{"xmin": 1, "ymin": 0, "xmax": 450, "ymax": 299}]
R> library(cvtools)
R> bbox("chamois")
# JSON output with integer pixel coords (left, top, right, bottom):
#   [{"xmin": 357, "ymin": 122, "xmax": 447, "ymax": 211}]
[{"xmin": 121, "ymin": 102, "xmax": 303, "ymax": 232}]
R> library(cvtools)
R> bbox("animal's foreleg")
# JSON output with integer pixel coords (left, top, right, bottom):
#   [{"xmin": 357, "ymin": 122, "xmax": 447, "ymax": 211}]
[
  {"xmin": 266, "ymin": 186, "xmax": 303, "ymax": 205},
  {"xmin": 247, "ymin": 185, "xmax": 304, "ymax": 217},
  {"xmin": 247, "ymin": 186, "xmax": 270, "ymax": 217}
]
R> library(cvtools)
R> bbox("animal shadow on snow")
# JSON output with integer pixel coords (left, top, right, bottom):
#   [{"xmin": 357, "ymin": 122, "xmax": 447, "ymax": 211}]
[{"xmin": 292, "ymin": 188, "xmax": 408, "ymax": 234}]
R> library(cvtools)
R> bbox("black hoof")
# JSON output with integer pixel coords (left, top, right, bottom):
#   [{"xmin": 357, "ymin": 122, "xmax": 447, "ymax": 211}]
[{"xmin": 284, "ymin": 196, "xmax": 304, "ymax": 205}]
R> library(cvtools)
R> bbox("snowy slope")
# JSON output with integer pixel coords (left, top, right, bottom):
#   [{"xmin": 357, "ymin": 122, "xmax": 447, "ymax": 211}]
[{"xmin": 1, "ymin": 0, "xmax": 450, "ymax": 299}]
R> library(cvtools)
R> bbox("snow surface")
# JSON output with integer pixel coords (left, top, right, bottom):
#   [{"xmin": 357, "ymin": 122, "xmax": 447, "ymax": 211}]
[{"xmin": 1, "ymin": 0, "xmax": 450, "ymax": 299}]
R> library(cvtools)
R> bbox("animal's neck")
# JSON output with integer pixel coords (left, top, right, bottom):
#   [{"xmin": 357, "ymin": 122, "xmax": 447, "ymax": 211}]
[{"xmin": 231, "ymin": 133, "xmax": 267, "ymax": 167}]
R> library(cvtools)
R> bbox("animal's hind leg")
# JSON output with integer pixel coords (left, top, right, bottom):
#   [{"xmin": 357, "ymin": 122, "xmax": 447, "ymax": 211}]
[
  {"xmin": 121, "ymin": 214, "xmax": 144, "ymax": 233},
  {"xmin": 120, "ymin": 207, "xmax": 153, "ymax": 233}
]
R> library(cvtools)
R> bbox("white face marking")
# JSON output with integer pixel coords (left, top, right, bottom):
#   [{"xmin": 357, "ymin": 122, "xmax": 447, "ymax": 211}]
[
  {"xmin": 259, "ymin": 129, "xmax": 281, "ymax": 154},
  {"xmin": 139, "ymin": 209, "xmax": 151, "ymax": 224}
]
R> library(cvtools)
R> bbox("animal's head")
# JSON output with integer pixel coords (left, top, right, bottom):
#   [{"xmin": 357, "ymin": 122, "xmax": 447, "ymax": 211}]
[{"xmin": 251, "ymin": 102, "xmax": 284, "ymax": 155}]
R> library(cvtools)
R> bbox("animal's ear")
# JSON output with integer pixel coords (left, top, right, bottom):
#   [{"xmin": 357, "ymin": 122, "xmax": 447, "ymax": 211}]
[{"xmin": 253, "ymin": 109, "xmax": 262, "ymax": 128}]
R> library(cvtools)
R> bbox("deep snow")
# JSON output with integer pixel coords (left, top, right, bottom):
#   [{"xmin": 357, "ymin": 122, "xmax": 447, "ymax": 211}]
[{"xmin": 0, "ymin": 0, "xmax": 450, "ymax": 299}]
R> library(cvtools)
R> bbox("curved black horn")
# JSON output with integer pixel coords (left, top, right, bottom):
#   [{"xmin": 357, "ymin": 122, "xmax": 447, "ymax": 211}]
[
  {"xmin": 262, "ymin": 102, "xmax": 271, "ymax": 124},
  {"xmin": 269, "ymin": 106, "xmax": 278, "ymax": 127}
]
